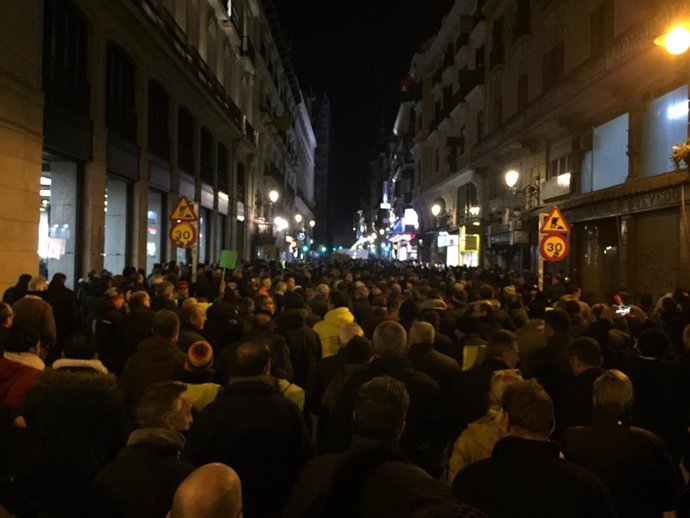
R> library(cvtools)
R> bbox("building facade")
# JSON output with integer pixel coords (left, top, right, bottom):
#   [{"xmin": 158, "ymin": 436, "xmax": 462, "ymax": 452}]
[
  {"xmin": 404, "ymin": 0, "xmax": 690, "ymax": 300},
  {"xmin": 0, "ymin": 0, "xmax": 314, "ymax": 292}
]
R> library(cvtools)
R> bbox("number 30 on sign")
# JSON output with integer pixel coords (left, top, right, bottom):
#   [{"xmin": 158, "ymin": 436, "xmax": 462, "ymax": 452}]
[
  {"xmin": 169, "ymin": 221, "xmax": 197, "ymax": 248},
  {"xmin": 540, "ymin": 233, "xmax": 569, "ymax": 262}
]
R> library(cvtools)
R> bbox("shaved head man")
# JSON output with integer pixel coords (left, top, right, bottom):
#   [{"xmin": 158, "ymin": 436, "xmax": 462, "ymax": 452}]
[{"xmin": 169, "ymin": 463, "xmax": 242, "ymax": 518}]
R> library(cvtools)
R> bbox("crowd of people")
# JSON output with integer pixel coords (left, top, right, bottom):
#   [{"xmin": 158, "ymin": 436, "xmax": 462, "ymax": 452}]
[{"xmin": 0, "ymin": 260, "xmax": 689, "ymax": 517}]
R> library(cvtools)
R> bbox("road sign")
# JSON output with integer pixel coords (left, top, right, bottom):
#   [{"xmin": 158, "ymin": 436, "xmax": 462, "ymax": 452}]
[
  {"xmin": 539, "ymin": 206, "xmax": 570, "ymax": 234},
  {"xmin": 540, "ymin": 233, "xmax": 569, "ymax": 262},
  {"xmin": 169, "ymin": 221, "xmax": 197, "ymax": 248},
  {"xmin": 169, "ymin": 196, "xmax": 198, "ymax": 221}
]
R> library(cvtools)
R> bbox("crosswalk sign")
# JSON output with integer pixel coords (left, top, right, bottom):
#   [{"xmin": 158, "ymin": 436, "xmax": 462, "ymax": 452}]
[
  {"xmin": 539, "ymin": 206, "xmax": 570, "ymax": 234},
  {"xmin": 169, "ymin": 196, "xmax": 198, "ymax": 222}
]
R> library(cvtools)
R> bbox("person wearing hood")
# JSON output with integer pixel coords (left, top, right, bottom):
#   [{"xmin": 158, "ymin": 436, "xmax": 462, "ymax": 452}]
[
  {"xmin": 21, "ymin": 331, "xmax": 128, "ymax": 518},
  {"xmin": 119, "ymin": 310, "xmax": 186, "ymax": 409},
  {"xmin": 0, "ymin": 327, "xmax": 44, "ymax": 409},
  {"xmin": 446, "ymin": 369, "xmax": 523, "ymax": 485},
  {"xmin": 314, "ymin": 291, "xmax": 355, "ymax": 358},
  {"xmin": 90, "ymin": 382, "xmax": 195, "ymax": 518}
]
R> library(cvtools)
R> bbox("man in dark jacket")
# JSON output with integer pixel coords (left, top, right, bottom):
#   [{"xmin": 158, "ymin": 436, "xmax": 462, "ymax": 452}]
[
  {"xmin": 446, "ymin": 330, "xmax": 520, "ymax": 439},
  {"xmin": 277, "ymin": 307, "xmax": 322, "ymax": 389},
  {"xmin": 285, "ymin": 376, "xmax": 456, "ymax": 518},
  {"xmin": 119, "ymin": 310, "xmax": 186, "ymax": 409},
  {"xmin": 562, "ymin": 370, "xmax": 680, "ymax": 518},
  {"xmin": 43, "ymin": 273, "xmax": 79, "ymax": 361},
  {"xmin": 94, "ymin": 288, "xmax": 128, "ymax": 375},
  {"xmin": 23, "ymin": 332, "xmax": 129, "ymax": 518},
  {"xmin": 452, "ymin": 379, "xmax": 616, "ymax": 518},
  {"xmin": 122, "ymin": 291, "xmax": 155, "ymax": 357},
  {"xmin": 91, "ymin": 382, "xmax": 195, "ymax": 518},
  {"xmin": 183, "ymin": 340, "xmax": 313, "ymax": 518},
  {"xmin": 177, "ymin": 303, "xmax": 207, "ymax": 353},
  {"xmin": 2, "ymin": 274, "xmax": 31, "ymax": 306},
  {"xmin": 407, "ymin": 321, "xmax": 459, "ymax": 395},
  {"xmin": 326, "ymin": 321, "xmax": 445, "ymax": 477}
]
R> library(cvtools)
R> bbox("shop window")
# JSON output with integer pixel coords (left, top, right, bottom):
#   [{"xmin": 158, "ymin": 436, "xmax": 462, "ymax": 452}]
[
  {"xmin": 38, "ymin": 162, "xmax": 79, "ymax": 288},
  {"xmin": 581, "ymin": 113, "xmax": 629, "ymax": 192},
  {"xmin": 640, "ymin": 86, "xmax": 688, "ymax": 177},
  {"xmin": 146, "ymin": 191, "xmax": 164, "ymax": 274},
  {"xmin": 104, "ymin": 176, "xmax": 130, "ymax": 275}
]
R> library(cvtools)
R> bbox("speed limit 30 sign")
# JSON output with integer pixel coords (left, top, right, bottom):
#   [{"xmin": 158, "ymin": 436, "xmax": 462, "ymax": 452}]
[
  {"xmin": 540, "ymin": 233, "xmax": 569, "ymax": 262},
  {"xmin": 170, "ymin": 221, "xmax": 197, "ymax": 248}
]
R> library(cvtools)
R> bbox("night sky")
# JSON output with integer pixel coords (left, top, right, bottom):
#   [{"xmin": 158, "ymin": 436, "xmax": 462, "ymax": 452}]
[{"xmin": 274, "ymin": 0, "xmax": 454, "ymax": 246}]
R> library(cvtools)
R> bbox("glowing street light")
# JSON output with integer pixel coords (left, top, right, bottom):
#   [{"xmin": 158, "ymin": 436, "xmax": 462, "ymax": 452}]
[
  {"xmin": 431, "ymin": 203, "xmax": 442, "ymax": 217},
  {"xmin": 504, "ymin": 169, "xmax": 520, "ymax": 189},
  {"xmin": 295, "ymin": 214, "xmax": 303, "ymax": 224},
  {"xmin": 268, "ymin": 189, "xmax": 279, "ymax": 204},
  {"xmin": 654, "ymin": 24, "xmax": 690, "ymax": 55},
  {"xmin": 309, "ymin": 219, "xmax": 316, "ymax": 228}
]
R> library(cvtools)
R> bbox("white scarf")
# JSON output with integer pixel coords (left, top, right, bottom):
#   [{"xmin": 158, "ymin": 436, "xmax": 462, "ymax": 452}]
[
  {"xmin": 52, "ymin": 358, "xmax": 109, "ymax": 374},
  {"xmin": 3, "ymin": 351, "xmax": 45, "ymax": 371}
]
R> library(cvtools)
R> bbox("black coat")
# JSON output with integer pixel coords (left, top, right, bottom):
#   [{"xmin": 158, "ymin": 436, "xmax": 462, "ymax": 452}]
[
  {"xmin": 556, "ymin": 367, "xmax": 605, "ymax": 435},
  {"xmin": 90, "ymin": 429, "xmax": 195, "ymax": 518},
  {"xmin": 23, "ymin": 368, "xmax": 129, "ymax": 518},
  {"xmin": 452, "ymin": 436, "xmax": 616, "ymax": 518},
  {"xmin": 183, "ymin": 378, "xmax": 313, "ymax": 518},
  {"xmin": 277, "ymin": 309, "xmax": 323, "ymax": 389},
  {"xmin": 521, "ymin": 332, "xmax": 574, "ymax": 405},
  {"xmin": 203, "ymin": 300, "xmax": 244, "ymax": 355},
  {"xmin": 407, "ymin": 342, "xmax": 459, "ymax": 395},
  {"xmin": 43, "ymin": 283, "xmax": 79, "ymax": 354},
  {"xmin": 122, "ymin": 307, "xmax": 155, "ymax": 357},
  {"xmin": 307, "ymin": 349, "xmax": 347, "ymax": 417}
]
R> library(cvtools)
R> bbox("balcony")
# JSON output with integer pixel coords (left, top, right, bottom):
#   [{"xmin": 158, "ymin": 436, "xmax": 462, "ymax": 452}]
[{"xmin": 245, "ymin": 118, "xmax": 256, "ymax": 144}]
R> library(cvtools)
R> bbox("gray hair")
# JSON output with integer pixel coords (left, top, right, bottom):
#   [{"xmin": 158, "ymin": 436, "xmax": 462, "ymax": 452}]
[
  {"xmin": 372, "ymin": 321, "xmax": 407, "ymax": 358},
  {"xmin": 593, "ymin": 369, "xmax": 633, "ymax": 410},
  {"xmin": 408, "ymin": 321, "xmax": 435, "ymax": 345},
  {"xmin": 314, "ymin": 283, "xmax": 330, "ymax": 298},
  {"xmin": 354, "ymin": 376, "xmax": 409, "ymax": 440}
]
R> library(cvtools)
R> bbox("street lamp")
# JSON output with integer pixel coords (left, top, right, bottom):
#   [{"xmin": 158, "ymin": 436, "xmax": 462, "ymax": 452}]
[
  {"xmin": 505, "ymin": 169, "xmax": 540, "ymax": 206},
  {"xmin": 268, "ymin": 189, "xmax": 279, "ymax": 204},
  {"xmin": 654, "ymin": 24, "xmax": 690, "ymax": 55},
  {"xmin": 504, "ymin": 169, "xmax": 520, "ymax": 190},
  {"xmin": 295, "ymin": 214, "xmax": 303, "ymax": 224},
  {"xmin": 431, "ymin": 203, "xmax": 442, "ymax": 217},
  {"xmin": 309, "ymin": 219, "xmax": 316, "ymax": 228}
]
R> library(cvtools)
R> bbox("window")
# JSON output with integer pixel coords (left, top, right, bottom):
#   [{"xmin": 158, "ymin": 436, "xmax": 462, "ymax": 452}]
[
  {"xmin": 106, "ymin": 42, "xmax": 137, "ymax": 141},
  {"xmin": 200, "ymin": 127, "xmax": 214, "ymax": 184},
  {"xmin": 517, "ymin": 74, "xmax": 528, "ymax": 111},
  {"xmin": 178, "ymin": 107, "xmax": 195, "ymax": 172},
  {"xmin": 148, "ymin": 80, "xmax": 170, "ymax": 159},
  {"xmin": 542, "ymin": 41, "xmax": 565, "ymax": 93},
  {"xmin": 104, "ymin": 176, "xmax": 131, "ymax": 275},
  {"xmin": 581, "ymin": 113, "xmax": 629, "ymax": 192},
  {"xmin": 218, "ymin": 143, "xmax": 228, "ymax": 192}
]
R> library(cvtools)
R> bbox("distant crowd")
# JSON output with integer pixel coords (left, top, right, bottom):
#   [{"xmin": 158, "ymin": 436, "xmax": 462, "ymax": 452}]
[{"xmin": 1, "ymin": 260, "xmax": 689, "ymax": 517}]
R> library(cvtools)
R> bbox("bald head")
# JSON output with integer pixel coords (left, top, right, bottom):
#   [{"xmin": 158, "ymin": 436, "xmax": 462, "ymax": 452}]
[
  {"xmin": 169, "ymin": 463, "xmax": 242, "ymax": 518},
  {"xmin": 409, "ymin": 321, "xmax": 435, "ymax": 345}
]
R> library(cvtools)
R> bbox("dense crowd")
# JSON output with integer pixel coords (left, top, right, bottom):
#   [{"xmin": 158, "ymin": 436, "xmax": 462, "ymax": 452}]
[{"xmin": 0, "ymin": 260, "xmax": 689, "ymax": 518}]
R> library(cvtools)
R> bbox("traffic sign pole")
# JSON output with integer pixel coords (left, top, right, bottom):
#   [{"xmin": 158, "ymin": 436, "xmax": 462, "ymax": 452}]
[
  {"xmin": 191, "ymin": 202, "xmax": 199, "ymax": 283},
  {"xmin": 538, "ymin": 213, "xmax": 548, "ymax": 292}
]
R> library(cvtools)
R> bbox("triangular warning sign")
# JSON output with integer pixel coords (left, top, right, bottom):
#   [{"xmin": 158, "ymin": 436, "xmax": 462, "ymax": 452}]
[
  {"xmin": 169, "ymin": 196, "xmax": 198, "ymax": 222},
  {"xmin": 540, "ymin": 206, "xmax": 570, "ymax": 234}
]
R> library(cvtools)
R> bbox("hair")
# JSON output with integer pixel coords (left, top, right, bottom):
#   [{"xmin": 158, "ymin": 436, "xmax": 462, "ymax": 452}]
[
  {"xmin": 0, "ymin": 302, "xmax": 12, "ymax": 326},
  {"xmin": 419, "ymin": 309, "xmax": 441, "ymax": 329},
  {"xmin": 50, "ymin": 273, "xmax": 67, "ymax": 286},
  {"xmin": 455, "ymin": 315, "xmax": 480, "ymax": 334},
  {"xmin": 637, "ymin": 328, "xmax": 671, "ymax": 359},
  {"xmin": 179, "ymin": 303, "xmax": 202, "ymax": 325},
  {"xmin": 344, "ymin": 335, "xmax": 372, "ymax": 364},
  {"xmin": 104, "ymin": 287, "xmax": 124, "ymax": 300},
  {"xmin": 330, "ymin": 290, "xmax": 350, "ymax": 309},
  {"xmin": 485, "ymin": 330, "xmax": 518, "ymax": 359},
  {"xmin": 314, "ymin": 283, "xmax": 330, "ymax": 298},
  {"xmin": 338, "ymin": 322, "xmax": 364, "ymax": 345},
  {"xmin": 409, "ymin": 321, "xmax": 435, "ymax": 345},
  {"xmin": 502, "ymin": 379, "xmax": 555, "ymax": 437},
  {"xmin": 238, "ymin": 297, "xmax": 255, "ymax": 314},
  {"xmin": 63, "ymin": 331, "xmax": 98, "ymax": 360},
  {"xmin": 398, "ymin": 299, "xmax": 420, "ymax": 322},
  {"xmin": 249, "ymin": 313, "xmax": 275, "ymax": 336},
  {"xmin": 372, "ymin": 321, "xmax": 408, "ymax": 358},
  {"xmin": 489, "ymin": 369, "xmax": 524, "ymax": 407},
  {"xmin": 569, "ymin": 337, "xmax": 603, "ymax": 367},
  {"xmin": 354, "ymin": 376, "xmax": 409, "ymax": 440},
  {"xmin": 152, "ymin": 310, "xmax": 180, "ymax": 338},
  {"xmin": 155, "ymin": 281, "xmax": 175, "ymax": 299},
  {"xmin": 255, "ymin": 295, "xmax": 274, "ymax": 310},
  {"xmin": 354, "ymin": 285, "xmax": 370, "ymax": 300},
  {"xmin": 478, "ymin": 284, "xmax": 494, "ymax": 300},
  {"xmin": 135, "ymin": 381, "xmax": 187, "ymax": 428},
  {"xmin": 29, "ymin": 275, "xmax": 48, "ymax": 292},
  {"xmin": 5, "ymin": 326, "xmax": 40, "ymax": 353},
  {"xmin": 233, "ymin": 340, "xmax": 271, "ymax": 377},
  {"xmin": 593, "ymin": 369, "xmax": 634, "ymax": 412},
  {"xmin": 129, "ymin": 290, "xmax": 150, "ymax": 310},
  {"xmin": 544, "ymin": 309, "xmax": 570, "ymax": 334}
]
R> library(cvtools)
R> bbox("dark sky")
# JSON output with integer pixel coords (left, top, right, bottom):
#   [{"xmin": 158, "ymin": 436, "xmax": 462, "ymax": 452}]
[{"xmin": 273, "ymin": 0, "xmax": 454, "ymax": 245}]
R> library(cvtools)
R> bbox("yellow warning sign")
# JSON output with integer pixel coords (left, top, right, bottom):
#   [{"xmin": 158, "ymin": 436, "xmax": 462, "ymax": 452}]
[
  {"xmin": 539, "ymin": 206, "xmax": 570, "ymax": 234},
  {"xmin": 169, "ymin": 196, "xmax": 198, "ymax": 222}
]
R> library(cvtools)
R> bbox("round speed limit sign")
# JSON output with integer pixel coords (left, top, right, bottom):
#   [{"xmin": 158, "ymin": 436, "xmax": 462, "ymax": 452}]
[
  {"xmin": 169, "ymin": 221, "xmax": 197, "ymax": 248},
  {"xmin": 540, "ymin": 233, "xmax": 569, "ymax": 262}
]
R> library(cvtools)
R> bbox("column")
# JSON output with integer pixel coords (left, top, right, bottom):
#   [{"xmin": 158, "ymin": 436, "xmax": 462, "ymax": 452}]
[{"xmin": 131, "ymin": 66, "xmax": 150, "ymax": 270}]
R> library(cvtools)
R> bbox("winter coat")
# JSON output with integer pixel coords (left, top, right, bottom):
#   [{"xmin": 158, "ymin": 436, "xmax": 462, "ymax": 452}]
[
  {"xmin": 446, "ymin": 409, "xmax": 503, "ymax": 485},
  {"xmin": 183, "ymin": 376, "xmax": 313, "ymax": 518},
  {"xmin": 122, "ymin": 307, "xmax": 155, "ymax": 357},
  {"xmin": 277, "ymin": 309, "xmax": 323, "ymax": 388},
  {"xmin": 0, "ymin": 353, "xmax": 44, "ymax": 409},
  {"xmin": 90, "ymin": 429, "xmax": 194, "ymax": 518},
  {"xmin": 118, "ymin": 335, "xmax": 186, "ymax": 407},
  {"xmin": 314, "ymin": 307, "xmax": 355, "ymax": 358},
  {"xmin": 23, "ymin": 366, "xmax": 129, "ymax": 518},
  {"xmin": 407, "ymin": 342, "xmax": 460, "ymax": 394},
  {"xmin": 177, "ymin": 324, "xmax": 206, "ymax": 353}
]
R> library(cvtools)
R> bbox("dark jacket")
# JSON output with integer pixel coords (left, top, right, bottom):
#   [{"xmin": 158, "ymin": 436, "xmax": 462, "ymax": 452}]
[
  {"xmin": 326, "ymin": 357, "xmax": 445, "ymax": 477},
  {"xmin": 308, "ymin": 296, "xmax": 329, "ymax": 319},
  {"xmin": 521, "ymin": 332, "xmax": 574, "ymax": 405},
  {"xmin": 562, "ymin": 415, "xmax": 680, "ymax": 518},
  {"xmin": 277, "ymin": 309, "xmax": 322, "ymax": 389},
  {"xmin": 94, "ymin": 305, "xmax": 128, "ymax": 375},
  {"xmin": 307, "ymin": 349, "xmax": 347, "ymax": 417},
  {"xmin": 557, "ymin": 367, "xmax": 605, "ymax": 434},
  {"xmin": 122, "ymin": 307, "xmax": 155, "ymax": 357},
  {"xmin": 203, "ymin": 300, "xmax": 244, "ymax": 355},
  {"xmin": 407, "ymin": 342, "xmax": 460, "ymax": 394},
  {"xmin": 452, "ymin": 436, "xmax": 616, "ymax": 518},
  {"xmin": 183, "ymin": 377, "xmax": 313, "ymax": 518},
  {"xmin": 43, "ymin": 283, "xmax": 79, "ymax": 354},
  {"xmin": 23, "ymin": 367, "xmax": 129, "ymax": 518},
  {"xmin": 118, "ymin": 335, "xmax": 186, "ymax": 407},
  {"xmin": 284, "ymin": 435, "xmax": 455, "ymax": 518},
  {"xmin": 90, "ymin": 429, "xmax": 195, "ymax": 518},
  {"xmin": 177, "ymin": 324, "xmax": 206, "ymax": 353},
  {"xmin": 352, "ymin": 299, "xmax": 374, "ymax": 325}
]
